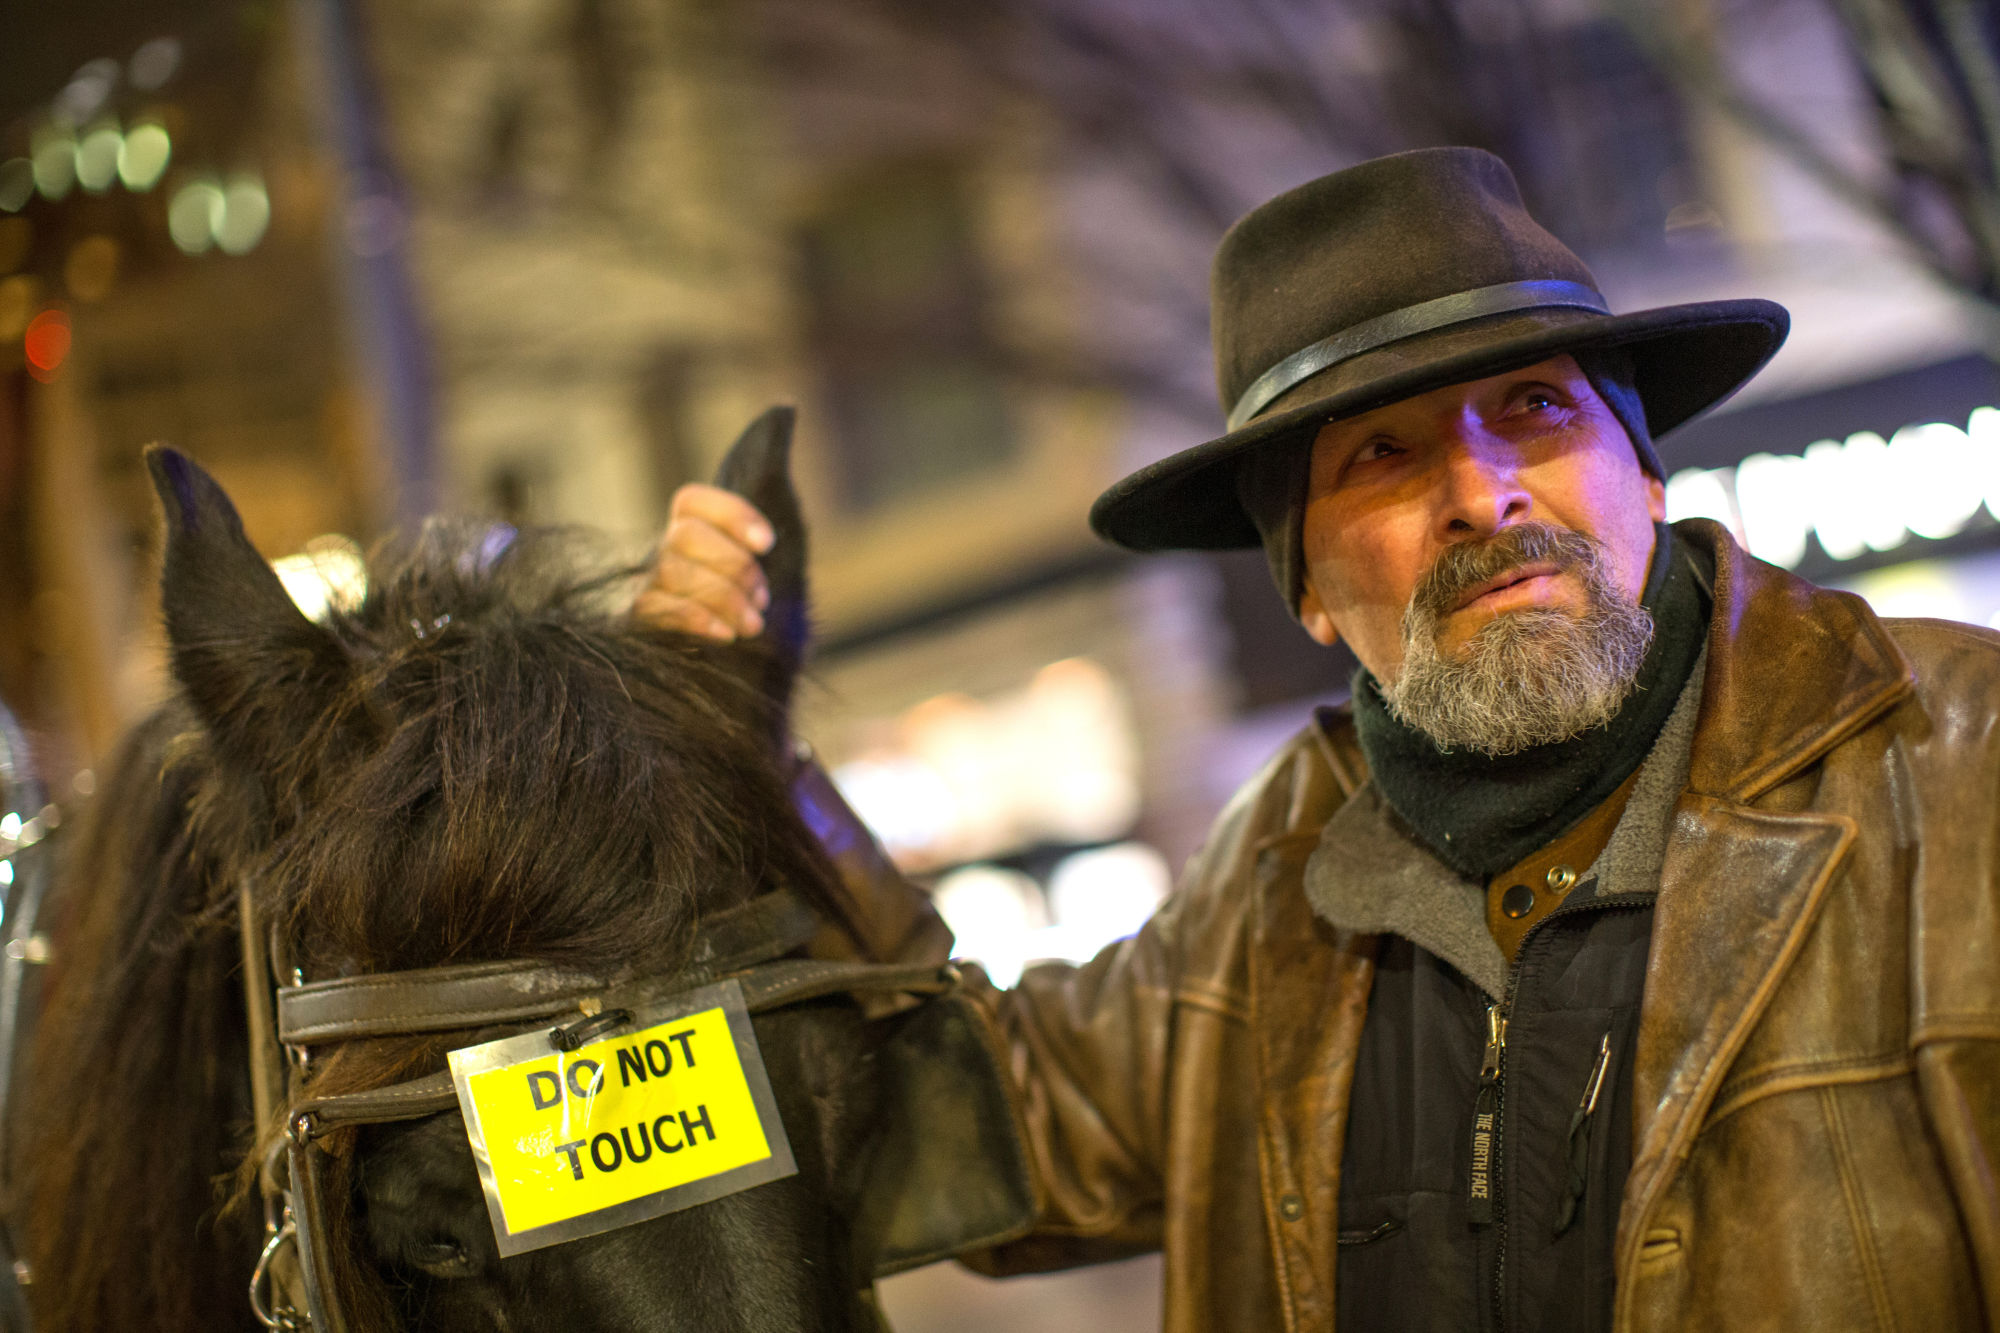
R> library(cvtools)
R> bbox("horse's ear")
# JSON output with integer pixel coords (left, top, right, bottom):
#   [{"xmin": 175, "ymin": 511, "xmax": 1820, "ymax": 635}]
[
  {"xmin": 146, "ymin": 446, "xmax": 350, "ymax": 774},
  {"xmin": 711, "ymin": 406, "xmax": 809, "ymax": 706}
]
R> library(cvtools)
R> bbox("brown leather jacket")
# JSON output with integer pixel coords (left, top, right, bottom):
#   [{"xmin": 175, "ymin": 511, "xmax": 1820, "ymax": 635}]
[{"xmin": 962, "ymin": 521, "xmax": 2000, "ymax": 1331}]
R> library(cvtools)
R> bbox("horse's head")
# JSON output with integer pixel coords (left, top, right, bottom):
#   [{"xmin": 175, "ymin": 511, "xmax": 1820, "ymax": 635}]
[
  {"xmin": 90, "ymin": 413, "xmax": 1023, "ymax": 1332},
  {"xmin": 148, "ymin": 408, "xmax": 819, "ymax": 981}
]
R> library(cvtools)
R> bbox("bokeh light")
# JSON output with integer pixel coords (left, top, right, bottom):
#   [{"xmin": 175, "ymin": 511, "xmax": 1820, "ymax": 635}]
[
  {"xmin": 30, "ymin": 128, "xmax": 76, "ymax": 201},
  {"xmin": 0, "ymin": 277, "xmax": 37, "ymax": 340},
  {"xmin": 168, "ymin": 180, "xmax": 225, "ymax": 253},
  {"xmin": 1045, "ymin": 842, "xmax": 1171, "ymax": 958},
  {"xmin": 0, "ymin": 161, "xmax": 32, "ymax": 213},
  {"xmin": 932, "ymin": 865, "xmax": 1046, "ymax": 988},
  {"xmin": 64, "ymin": 236, "xmax": 120, "ymax": 302},
  {"xmin": 216, "ymin": 175, "xmax": 271, "ymax": 254},
  {"xmin": 128, "ymin": 37, "xmax": 181, "ymax": 92},
  {"xmin": 1666, "ymin": 404, "xmax": 2000, "ymax": 570},
  {"xmin": 117, "ymin": 123, "xmax": 171, "ymax": 191},
  {"xmin": 23, "ymin": 310, "xmax": 72, "ymax": 383},
  {"xmin": 272, "ymin": 535, "xmax": 369, "ymax": 621},
  {"xmin": 75, "ymin": 121, "xmax": 122, "ymax": 193}
]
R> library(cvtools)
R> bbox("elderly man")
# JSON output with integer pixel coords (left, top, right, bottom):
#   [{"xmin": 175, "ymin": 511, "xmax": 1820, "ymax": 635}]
[{"xmin": 643, "ymin": 148, "xmax": 2000, "ymax": 1331}]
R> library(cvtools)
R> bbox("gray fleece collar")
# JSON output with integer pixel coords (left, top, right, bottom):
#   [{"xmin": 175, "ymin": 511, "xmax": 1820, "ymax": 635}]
[{"xmin": 1302, "ymin": 647, "xmax": 1708, "ymax": 998}]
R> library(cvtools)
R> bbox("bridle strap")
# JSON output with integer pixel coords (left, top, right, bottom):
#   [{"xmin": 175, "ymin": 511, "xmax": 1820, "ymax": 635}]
[
  {"xmin": 276, "ymin": 886, "xmax": 823, "ymax": 1046},
  {"xmin": 286, "ymin": 958, "xmax": 963, "ymax": 1141}
]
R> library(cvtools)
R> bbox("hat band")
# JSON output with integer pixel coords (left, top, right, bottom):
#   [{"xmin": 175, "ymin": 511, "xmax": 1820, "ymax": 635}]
[{"xmin": 1226, "ymin": 278, "xmax": 1610, "ymax": 430}]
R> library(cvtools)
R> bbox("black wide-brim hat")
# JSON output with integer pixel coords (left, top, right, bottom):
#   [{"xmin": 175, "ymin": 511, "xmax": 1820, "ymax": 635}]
[{"xmin": 1089, "ymin": 147, "xmax": 1790, "ymax": 552}]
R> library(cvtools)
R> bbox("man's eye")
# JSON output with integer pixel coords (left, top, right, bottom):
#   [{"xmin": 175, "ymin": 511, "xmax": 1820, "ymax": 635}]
[
  {"xmin": 1521, "ymin": 391, "xmax": 1556, "ymax": 412},
  {"xmin": 1356, "ymin": 438, "xmax": 1402, "ymax": 462}
]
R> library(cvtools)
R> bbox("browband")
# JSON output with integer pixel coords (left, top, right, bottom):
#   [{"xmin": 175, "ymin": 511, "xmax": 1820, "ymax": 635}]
[
  {"xmin": 1226, "ymin": 278, "xmax": 1610, "ymax": 430},
  {"xmin": 277, "ymin": 885, "xmax": 823, "ymax": 1046},
  {"xmin": 285, "ymin": 958, "xmax": 963, "ymax": 1138}
]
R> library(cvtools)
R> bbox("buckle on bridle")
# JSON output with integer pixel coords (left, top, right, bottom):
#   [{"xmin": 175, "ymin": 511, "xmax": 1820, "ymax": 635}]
[{"xmin": 248, "ymin": 1206, "xmax": 307, "ymax": 1331}]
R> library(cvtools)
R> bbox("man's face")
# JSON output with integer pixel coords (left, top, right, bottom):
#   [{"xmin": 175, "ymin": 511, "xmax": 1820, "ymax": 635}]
[{"xmin": 1297, "ymin": 353, "xmax": 1666, "ymax": 696}]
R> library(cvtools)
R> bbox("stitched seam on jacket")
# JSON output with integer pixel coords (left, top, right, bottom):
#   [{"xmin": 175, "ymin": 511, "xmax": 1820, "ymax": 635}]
[
  {"xmin": 1173, "ymin": 985, "xmax": 1249, "ymax": 1023},
  {"xmin": 1913, "ymin": 1017, "xmax": 2000, "ymax": 1044},
  {"xmin": 1707, "ymin": 1054, "xmax": 1913, "ymax": 1126},
  {"xmin": 1821, "ymin": 1084, "xmax": 1900, "ymax": 1333}
]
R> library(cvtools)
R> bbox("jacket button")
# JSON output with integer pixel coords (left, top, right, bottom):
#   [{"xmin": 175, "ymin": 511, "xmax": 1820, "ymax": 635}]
[{"xmin": 1279, "ymin": 1194, "xmax": 1304, "ymax": 1221}]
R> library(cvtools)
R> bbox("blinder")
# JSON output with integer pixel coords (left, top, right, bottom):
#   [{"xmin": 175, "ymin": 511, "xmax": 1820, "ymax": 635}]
[{"xmin": 246, "ymin": 887, "xmax": 1038, "ymax": 1332}]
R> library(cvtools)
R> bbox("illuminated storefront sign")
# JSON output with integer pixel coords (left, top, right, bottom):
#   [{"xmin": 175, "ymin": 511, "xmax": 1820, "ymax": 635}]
[{"xmin": 1664, "ymin": 406, "xmax": 2000, "ymax": 570}]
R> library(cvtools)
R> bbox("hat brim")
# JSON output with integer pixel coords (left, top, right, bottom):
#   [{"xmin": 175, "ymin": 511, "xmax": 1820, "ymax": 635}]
[{"xmin": 1089, "ymin": 298, "xmax": 1789, "ymax": 551}]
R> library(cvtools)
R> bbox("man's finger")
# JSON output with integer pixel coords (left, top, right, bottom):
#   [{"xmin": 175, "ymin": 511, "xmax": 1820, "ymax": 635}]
[
  {"xmin": 658, "ymin": 516, "xmax": 771, "ymax": 608},
  {"xmin": 669, "ymin": 483, "xmax": 775, "ymax": 554},
  {"xmin": 633, "ymin": 585, "xmax": 763, "ymax": 640}
]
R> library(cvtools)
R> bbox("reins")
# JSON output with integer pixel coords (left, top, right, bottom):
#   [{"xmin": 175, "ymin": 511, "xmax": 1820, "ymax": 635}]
[{"xmin": 243, "ymin": 883, "xmax": 967, "ymax": 1333}]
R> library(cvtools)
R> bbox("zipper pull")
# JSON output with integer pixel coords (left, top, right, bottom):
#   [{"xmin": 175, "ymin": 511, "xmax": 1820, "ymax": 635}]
[
  {"xmin": 1554, "ymin": 1032, "xmax": 1612, "ymax": 1235},
  {"xmin": 1467, "ymin": 1002, "xmax": 1507, "ymax": 1224}
]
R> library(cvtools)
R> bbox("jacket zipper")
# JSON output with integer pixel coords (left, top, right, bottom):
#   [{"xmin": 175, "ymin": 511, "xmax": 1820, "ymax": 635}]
[
  {"xmin": 1467, "ymin": 1002, "xmax": 1507, "ymax": 1224},
  {"xmin": 1473, "ymin": 889, "xmax": 1654, "ymax": 1333}
]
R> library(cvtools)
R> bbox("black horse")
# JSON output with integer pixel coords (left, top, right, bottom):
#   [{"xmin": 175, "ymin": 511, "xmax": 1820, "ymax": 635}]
[{"xmin": 14, "ymin": 413, "xmax": 1028, "ymax": 1332}]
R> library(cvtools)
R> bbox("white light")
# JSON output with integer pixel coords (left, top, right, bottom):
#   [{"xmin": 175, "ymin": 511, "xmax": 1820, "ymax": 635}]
[
  {"xmin": 1663, "ymin": 467, "xmax": 1737, "ymax": 530},
  {"xmin": 0, "ymin": 862, "xmax": 11, "ymax": 888},
  {"xmin": 1972, "ymin": 408, "xmax": 2000, "ymax": 524},
  {"xmin": 933, "ymin": 865, "xmax": 1045, "ymax": 988},
  {"xmin": 30, "ymin": 128, "xmax": 75, "ymax": 201},
  {"xmin": 272, "ymin": 536, "xmax": 367, "ymax": 622},
  {"xmin": 168, "ymin": 181, "xmax": 224, "ymax": 254},
  {"xmin": 831, "ymin": 756, "xmax": 958, "ymax": 861},
  {"xmin": 1802, "ymin": 437, "xmax": 1873, "ymax": 561},
  {"xmin": 117, "ymin": 124, "xmax": 171, "ymax": 191},
  {"xmin": 1887, "ymin": 421, "xmax": 1983, "ymax": 541},
  {"xmin": 0, "ymin": 814, "xmax": 18, "ymax": 841},
  {"xmin": 1732, "ymin": 452, "xmax": 1813, "ymax": 569},
  {"xmin": 1043, "ymin": 842, "xmax": 1171, "ymax": 962},
  {"xmin": 75, "ymin": 122, "xmax": 121, "ymax": 193},
  {"xmin": 216, "ymin": 175, "xmax": 270, "ymax": 255}
]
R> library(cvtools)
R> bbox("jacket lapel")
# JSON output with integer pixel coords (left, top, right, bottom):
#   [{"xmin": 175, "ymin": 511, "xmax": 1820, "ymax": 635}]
[
  {"xmin": 1616, "ymin": 796, "xmax": 1855, "ymax": 1270},
  {"xmin": 1614, "ymin": 524, "xmax": 1912, "ymax": 1292}
]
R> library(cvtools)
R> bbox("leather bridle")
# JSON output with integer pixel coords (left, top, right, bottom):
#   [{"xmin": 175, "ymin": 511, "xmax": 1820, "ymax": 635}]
[{"xmin": 242, "ymin": 883, "xmax": 980, "ymax": 1333}]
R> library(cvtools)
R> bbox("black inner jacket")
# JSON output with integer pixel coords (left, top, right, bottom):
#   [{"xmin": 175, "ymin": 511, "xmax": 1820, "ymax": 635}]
[{"xmin": 1336, "ymin": 896, "xmax": 1651, "ymax": 1333}]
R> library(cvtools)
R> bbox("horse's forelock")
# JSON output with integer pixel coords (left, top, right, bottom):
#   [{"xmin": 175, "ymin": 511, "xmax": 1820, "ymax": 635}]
[{"xmin": 261, "ymin": 523, "xmax": 830, "ymax": 977}]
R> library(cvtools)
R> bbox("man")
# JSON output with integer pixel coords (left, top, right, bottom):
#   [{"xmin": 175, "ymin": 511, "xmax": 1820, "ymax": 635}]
[{"xmin": 642, "ymin": 148, "xmax": 2000, "ymax": 1330}]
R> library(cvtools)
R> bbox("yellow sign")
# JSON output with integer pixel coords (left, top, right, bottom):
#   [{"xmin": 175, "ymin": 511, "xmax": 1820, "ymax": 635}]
[{"xmin": 449, "ymin": 980, "xmax": 796, "ymax": 1255}]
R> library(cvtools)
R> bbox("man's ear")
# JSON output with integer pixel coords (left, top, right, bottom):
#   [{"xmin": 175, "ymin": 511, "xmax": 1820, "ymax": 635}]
[
  {"xmin": 1645, "ymin": 474, "xmax": 1667, "ymax": 523},
  {"xmin": 1298, "ymin": 582, "xmax": 1341, "ymax": 648}
]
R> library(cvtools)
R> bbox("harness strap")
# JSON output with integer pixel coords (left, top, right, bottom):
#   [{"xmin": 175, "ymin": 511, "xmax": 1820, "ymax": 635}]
[
  {"xmin": 276, "ymin": 887, "xmax": 822, "ymax": 1046},
  {"xmin": 287, "ymin": 960, "xmax": 962, "ymax": 1142}
]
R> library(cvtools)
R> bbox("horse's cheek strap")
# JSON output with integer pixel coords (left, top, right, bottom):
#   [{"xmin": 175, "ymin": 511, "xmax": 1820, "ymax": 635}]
[
  {"xmin": 289, "ymin": 1141, "xmax": 351, "ymax": 1333},
  {"xmin": 846, "ymin": 991, "xmax": 1040, "ymax": 1278}
]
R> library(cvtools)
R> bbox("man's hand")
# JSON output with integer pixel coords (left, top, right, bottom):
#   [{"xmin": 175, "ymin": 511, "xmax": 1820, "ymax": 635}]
[{"xmin": 634, "ymin": 484, "xmax": 775, "ymax": 640}]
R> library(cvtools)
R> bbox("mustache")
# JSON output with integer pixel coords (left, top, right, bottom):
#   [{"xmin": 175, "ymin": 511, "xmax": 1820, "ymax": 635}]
[{"xmin": 1407, "ymin": 523, "xmax": 1606, "ymax": 623}]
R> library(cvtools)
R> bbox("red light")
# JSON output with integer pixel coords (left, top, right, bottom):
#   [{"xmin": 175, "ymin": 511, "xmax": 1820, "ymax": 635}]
[{"xmin": 24, "ymin": 310, "xmax": 71, "ymax": 383}]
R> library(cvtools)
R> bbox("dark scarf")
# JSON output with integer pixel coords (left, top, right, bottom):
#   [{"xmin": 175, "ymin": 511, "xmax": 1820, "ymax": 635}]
[{"xmin": 1348, "ymin": 524, "xmax": 1710, "ymax": 878}]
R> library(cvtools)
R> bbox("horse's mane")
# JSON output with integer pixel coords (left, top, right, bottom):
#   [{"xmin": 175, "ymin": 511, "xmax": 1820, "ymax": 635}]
[{"xmin": 17, "ymin": 522, "xmax": 839, "ymax": 1333}]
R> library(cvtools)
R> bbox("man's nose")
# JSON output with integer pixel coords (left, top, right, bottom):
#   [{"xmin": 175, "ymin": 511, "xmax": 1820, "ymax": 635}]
[{"xmin": 1436, "ymin": 429, "xmax": 1532, "ymax": 537}]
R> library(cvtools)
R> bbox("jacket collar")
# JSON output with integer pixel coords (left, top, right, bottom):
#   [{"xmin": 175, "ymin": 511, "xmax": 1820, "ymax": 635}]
[{"xmin": 1677, "ymin": 519, "xmax": 1913, "ymax": 800}]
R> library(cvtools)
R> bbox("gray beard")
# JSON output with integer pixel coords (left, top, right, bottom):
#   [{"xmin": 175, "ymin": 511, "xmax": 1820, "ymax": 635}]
[{"xmin": 1380, "ymin": 524, "xmax": 1655, "ymax": 757}]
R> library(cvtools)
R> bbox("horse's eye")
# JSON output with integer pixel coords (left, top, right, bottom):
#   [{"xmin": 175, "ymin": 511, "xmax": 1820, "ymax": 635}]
[{"xmin": 409, "ymin": 1238, "xmax": 473, "ymax": 1277}]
